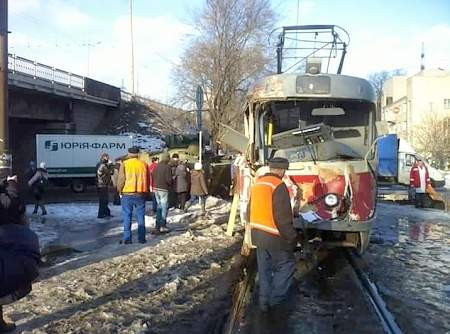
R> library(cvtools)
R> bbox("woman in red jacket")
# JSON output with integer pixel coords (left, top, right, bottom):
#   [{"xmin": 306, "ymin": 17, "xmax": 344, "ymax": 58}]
[{"xmin": 409, "ymin": 160, "xmax": 430, "ymax": 208}]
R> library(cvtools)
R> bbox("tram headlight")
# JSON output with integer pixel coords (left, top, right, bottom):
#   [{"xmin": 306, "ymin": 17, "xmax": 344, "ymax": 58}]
[{"xmin": 324, "ymin": 193, "xmax": 339, "ymax": 207}]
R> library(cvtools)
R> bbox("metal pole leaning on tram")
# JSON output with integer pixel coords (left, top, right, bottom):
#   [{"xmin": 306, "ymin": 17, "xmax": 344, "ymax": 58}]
[{"xmin": 0, "ymin": 0, "xmax": 11, "ymax": 179}]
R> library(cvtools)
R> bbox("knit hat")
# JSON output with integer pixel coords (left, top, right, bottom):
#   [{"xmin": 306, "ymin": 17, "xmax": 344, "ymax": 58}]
[
  {"xmin": 194, "ymin": 162, "xmax": 202, "ymax": 170},
  {"xmin": 160, "ymin": 152, "xmax": 170, "ymax": 162},
  {"xmin": 128, "ymin": 146, "xmax": 140, "ymax": 154},
  {"xmin": 269, "ymin": 157, "xmax": 289, "ymax": 170}
]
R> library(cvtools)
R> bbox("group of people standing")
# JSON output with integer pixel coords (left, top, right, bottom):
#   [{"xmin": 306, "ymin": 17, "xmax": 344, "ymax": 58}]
[{"xmin": 96, "ymin": 147, "xmax": 209, "ymax": 244}]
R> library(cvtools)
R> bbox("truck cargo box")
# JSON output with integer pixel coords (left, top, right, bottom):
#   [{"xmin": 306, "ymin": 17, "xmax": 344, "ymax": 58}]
[
  {"xmin": 377, "ymin": 134, "xmax": 398, "ymax": 178},
  {"xmin": 36, "ymin": 135, "xmax": 132, "ymax": 189}
]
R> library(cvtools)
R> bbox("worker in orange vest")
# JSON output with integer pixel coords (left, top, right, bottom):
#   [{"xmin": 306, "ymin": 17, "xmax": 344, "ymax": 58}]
[
  {"xmin": 117, "ymin": 147, "xmax": 149, "ymax": 244},
  {"xmin": 249, "ymin": 157, "xmax": 298, "ymax": 312}
]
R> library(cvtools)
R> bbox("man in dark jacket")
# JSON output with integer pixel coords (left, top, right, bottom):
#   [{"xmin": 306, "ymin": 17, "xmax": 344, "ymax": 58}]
[
  {"xmin": 168, "ymin": 153, "xmax": 179, "ymax": 209},
  {"xmin": 174, "ymin": 160, "xmax": 190, "ymax": 212},
  {"xmin": 0, "ymin": 176, "xmax": 40, "ymax": 333},
  {"xmin": 28, "ymin": 162, "xmax": 48, "ymax": 215},
  {"xmin": 96, "ymin": 153, "xmax": 113, "ymax": 219},
  {"xmin": 152, "ymin": 152, "xmax": 172, "ymax": 234},
  {"xmin": 249, "ymin": 157, "xmax": 298, "ymax": 312}
]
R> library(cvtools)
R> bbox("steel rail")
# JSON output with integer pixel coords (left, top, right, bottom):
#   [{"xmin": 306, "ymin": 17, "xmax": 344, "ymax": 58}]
[{"xmin": 346, "ymin": 251, "xmax": 403, "ymax": 334}]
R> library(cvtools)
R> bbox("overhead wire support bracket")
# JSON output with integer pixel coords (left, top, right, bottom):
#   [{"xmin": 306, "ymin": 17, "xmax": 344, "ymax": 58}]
[{"xmin": 270, "ymin": 25, "xmax": 350, "ymax": 75}]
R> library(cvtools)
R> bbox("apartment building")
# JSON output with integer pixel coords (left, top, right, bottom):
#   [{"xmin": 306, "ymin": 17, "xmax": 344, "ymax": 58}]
[{"xmin": 382, "ymin": 69, "xmax": 450, "ymax": 167}]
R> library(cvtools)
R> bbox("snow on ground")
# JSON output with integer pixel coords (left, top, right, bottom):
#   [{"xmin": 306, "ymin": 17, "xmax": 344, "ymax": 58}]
[
  {"xmin": 6, "ymin": 198, "xmax": 242, "ymax": 334},
  {"xmin": 120, "ymin": 132, "xmax": 166, "ymax": 152},
  {"xmin": 137, "ymin": 122, "xmax": 150, "ymax": 129}
]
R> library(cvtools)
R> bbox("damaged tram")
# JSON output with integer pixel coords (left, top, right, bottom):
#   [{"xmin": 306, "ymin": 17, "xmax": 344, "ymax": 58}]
[{"xmin": 229, "ymin": 26, "xmax": 379, "ymax": 254}]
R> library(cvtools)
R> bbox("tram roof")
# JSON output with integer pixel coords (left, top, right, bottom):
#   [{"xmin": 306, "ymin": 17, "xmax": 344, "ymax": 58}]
[{"xmin": 248, "ymin": 73, "xmax": 376, "ymax": 103}]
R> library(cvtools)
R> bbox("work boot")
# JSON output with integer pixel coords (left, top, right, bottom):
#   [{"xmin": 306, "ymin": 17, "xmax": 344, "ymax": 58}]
[{"xmin": 159, "ymin": 226, "xmax": 170, "ymax": 234}]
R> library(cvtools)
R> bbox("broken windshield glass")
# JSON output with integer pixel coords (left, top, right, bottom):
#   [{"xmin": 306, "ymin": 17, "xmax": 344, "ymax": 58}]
[{"xmin": 264, "ymin": 99, "xmax": 374, "ymax": 162}]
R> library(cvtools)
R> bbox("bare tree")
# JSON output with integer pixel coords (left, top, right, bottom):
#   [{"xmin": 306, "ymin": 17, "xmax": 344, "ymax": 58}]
[
  {"xmin": 172, "ymin": 0, "xmax": 277, "ymax": 149},
  {"xmin": 368, "ymin": 69, "xmax": 405, "ymax": 119},
  {"xmin": 414, "ymin": 112, "xmax": 450, "ymax": 168}
]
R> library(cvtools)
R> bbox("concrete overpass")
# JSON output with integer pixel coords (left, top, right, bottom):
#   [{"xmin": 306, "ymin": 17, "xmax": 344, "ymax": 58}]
[
  {"xmin": 7, "ymin": 54, "xmax": 120, "ymax": 182},
  {"xmin": 7, "ymin": 53, "xmax": 185, "ymax": 183}
]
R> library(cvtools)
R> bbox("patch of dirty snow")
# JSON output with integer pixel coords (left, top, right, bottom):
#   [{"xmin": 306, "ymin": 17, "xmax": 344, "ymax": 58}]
[
  {"xmin": 121, "ymin": 132, "xmax": 166, "ymax": 152},
  {"xmin": 136, "ymin": 122, "xmax": 150, "ymax": 128}
]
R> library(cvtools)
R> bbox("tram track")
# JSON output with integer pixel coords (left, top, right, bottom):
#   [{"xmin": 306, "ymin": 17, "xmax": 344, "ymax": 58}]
[
  {"xmin": 346, "ymin": 251, "xmax": 403, "ymax": 334},
  {"xmin": 223, "ymin": 248, "xmax": 403, "ymax": 334}
]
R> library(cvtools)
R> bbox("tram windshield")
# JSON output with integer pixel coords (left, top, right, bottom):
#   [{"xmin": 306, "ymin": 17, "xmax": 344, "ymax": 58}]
[{"xmin": 262, "ymin": 99, "xmax": 375, "ymax": 163}]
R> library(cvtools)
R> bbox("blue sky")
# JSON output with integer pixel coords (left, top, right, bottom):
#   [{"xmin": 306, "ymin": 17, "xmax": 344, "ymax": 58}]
[{"xmin": 8, "ymin": 0, "xmax": 450, "ymax": 102}]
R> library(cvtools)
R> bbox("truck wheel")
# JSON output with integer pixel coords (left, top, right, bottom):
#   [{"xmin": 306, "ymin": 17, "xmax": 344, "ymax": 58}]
[{"xmin": 71, "ymin": 180, "xmax": 86, "ymax": 193}]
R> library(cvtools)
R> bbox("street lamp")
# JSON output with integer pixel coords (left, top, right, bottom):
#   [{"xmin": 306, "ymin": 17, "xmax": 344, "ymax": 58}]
[{"xmin": 83, "ymin": 41, "xmax": 102, "ymax": 77}]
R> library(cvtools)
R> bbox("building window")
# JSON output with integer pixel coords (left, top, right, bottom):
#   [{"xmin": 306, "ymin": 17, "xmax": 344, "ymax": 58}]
[
  {"xmin": 444, "ymin": 99, "xmax": 450, "ymax": 109},
  {"xmin": 385, "ymin": 96, "xmax": 393, "ymax": 105}
]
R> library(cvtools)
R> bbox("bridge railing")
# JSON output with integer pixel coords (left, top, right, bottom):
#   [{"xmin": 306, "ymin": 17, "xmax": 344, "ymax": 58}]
[{"xmin": 8, "ymin": 54, "xmax": 85, "ymax": 90}]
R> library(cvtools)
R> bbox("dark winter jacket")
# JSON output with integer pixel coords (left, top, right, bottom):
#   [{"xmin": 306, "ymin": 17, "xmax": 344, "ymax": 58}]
[
  {"xmin": 0, "ymin": 180, "xmax": 27, "ymax": 226},
  {"xmin": 153, "ymin": 161, "xmax": 173, "ymax": 192},
  {"xmin": 250, "ymin": 173, "xmax": 297, "ymax": 251},
  {"xmin": 0, "ymin": 224, "xmax": 40, "ymax": 298},
  {"xmin": 168, "ymin": 159, "xmax": 179, "ymax": 176},
  {"xmin": 28, "ymin": 168, "xmax": 49, "ymax": 192},
  {"xmin": 174, "ymin": 163, "xmax": 190, "ymax": 193},
  {"xmin": 0, "ymin": 180, "xmax": 40, "ymax": 298},
  {"xmin": 25, "ymin": 167, "xmax": 37, "ymax": 183},
  {"xmin": 190, "ymin": 170, "xmax": 208, "ymax": 196},
  {"xmin": 96, "ymin": 161, "xmax": 113, "ymax": 188}
]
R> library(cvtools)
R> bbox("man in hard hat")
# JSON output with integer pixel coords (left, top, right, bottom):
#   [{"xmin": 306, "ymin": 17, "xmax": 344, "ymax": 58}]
[
  {"xmin": 117, "ymin": 147, "xmax": 149, "ymax": 244},
  {"xmin": 249, "ymin": 157, "xmax": 298, "ymax": 312}
]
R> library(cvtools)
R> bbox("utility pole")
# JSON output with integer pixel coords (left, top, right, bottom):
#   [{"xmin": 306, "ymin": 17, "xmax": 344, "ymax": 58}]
[
  {"xmin": 0, "ymin": 0, "xmax": 11, "ymax": 179},
  {"xmin": 129, "ymin": 0, "xmax": 135, "ymax": 94}
]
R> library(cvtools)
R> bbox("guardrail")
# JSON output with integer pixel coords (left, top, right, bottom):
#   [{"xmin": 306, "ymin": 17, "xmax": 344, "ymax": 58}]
[
  {"xmin": 8, "ymin": 54, "xmax": 85, "ymax": 90},
  {"xmin": 7, "ymin": 54, "xmax": 182, "ymax": 110}
]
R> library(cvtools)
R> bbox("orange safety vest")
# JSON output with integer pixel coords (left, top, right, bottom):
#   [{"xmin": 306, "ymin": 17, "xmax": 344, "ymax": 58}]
[
  {"xmin": 249, "ymin": 175, "xmax": 283, "ymax": 236},
  {"xmin": 122, "ymin": 158, "xmax": 149, "ymax": 194}
]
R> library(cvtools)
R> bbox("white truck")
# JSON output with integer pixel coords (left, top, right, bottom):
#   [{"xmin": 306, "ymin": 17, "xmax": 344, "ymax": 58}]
[
  {"xmin": 36, "ymin": 134, "xmax": 133, "ymax": 193},
  {"xmin": 378, "ymin": 134, "xmax": 446, "ymax": 187}
]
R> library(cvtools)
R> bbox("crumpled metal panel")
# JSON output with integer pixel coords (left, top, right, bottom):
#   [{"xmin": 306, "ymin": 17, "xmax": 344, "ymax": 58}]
[{"xmin": 289, "ymin": 170, "xmax": 376, "ymax": 222}]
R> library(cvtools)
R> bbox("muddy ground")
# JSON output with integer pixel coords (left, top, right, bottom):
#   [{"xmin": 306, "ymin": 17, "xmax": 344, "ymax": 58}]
[
  {"xmin": 4, "ymin": 199, "xmax": 450, "ymax": 334},
  {"xmin": 4, "ymin": 198, "xmax": 245, "ymax": 334}
]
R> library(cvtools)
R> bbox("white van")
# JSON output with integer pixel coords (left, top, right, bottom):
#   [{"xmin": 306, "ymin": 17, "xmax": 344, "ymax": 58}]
[{"xmin": 397, "ymin": 139, "xmax": 446, "ymax": 188}]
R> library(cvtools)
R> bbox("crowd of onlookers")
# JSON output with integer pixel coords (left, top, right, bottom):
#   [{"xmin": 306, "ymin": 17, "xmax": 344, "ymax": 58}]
[{"xmin": 96, "ymin": 147, "xmax": 209, "ymax": 243}]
